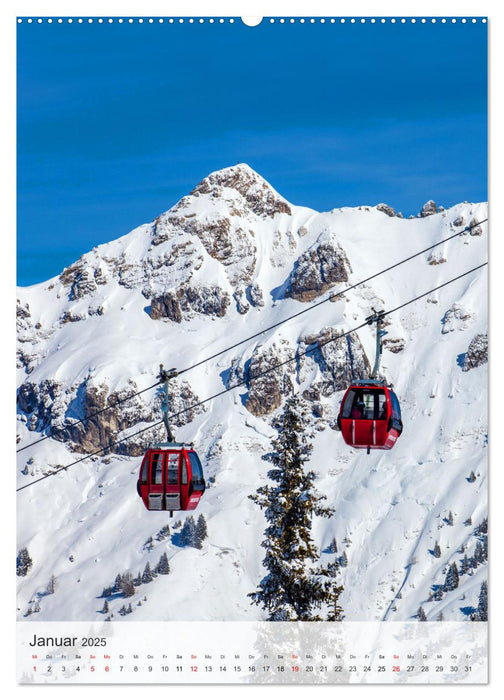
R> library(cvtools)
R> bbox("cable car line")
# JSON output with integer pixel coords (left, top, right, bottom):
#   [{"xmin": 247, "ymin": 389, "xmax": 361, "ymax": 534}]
[
  {"xmin": 174, "ymin": 217, "xmax": 487, "ymax": 377},
  {"xmin": 16, "ymin": 261, "xmax": 487, "ymax": 494},
  {"xmin": 15, "ymin": 216, "xmax": 487, "ymax": 456}
]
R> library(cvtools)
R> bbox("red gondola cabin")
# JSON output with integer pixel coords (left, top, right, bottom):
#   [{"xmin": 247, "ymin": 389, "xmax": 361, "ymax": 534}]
[
  {"xmin": 337, "ymin": 381, "xmax": 403, "ymax": 451},
  {"xmin": 137, "ymin": 444, "xmax": 206, "ymax": 513}
]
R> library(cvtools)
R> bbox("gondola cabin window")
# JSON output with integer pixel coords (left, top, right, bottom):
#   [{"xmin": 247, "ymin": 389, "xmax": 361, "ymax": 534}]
[
  {"xmin": 151, "ymin": 453, "xmax": 163, "ymax": 484},
  {"xmin": 188, "ymin": 451, "xmax": 204, "ymax": 486},
  {"xmin": 167, "ymin": 453, "xmax": 179, "ymax": 485},
  {"xmin": 342, "ymin": 389, "xmax": 387, "ymax": 420}
]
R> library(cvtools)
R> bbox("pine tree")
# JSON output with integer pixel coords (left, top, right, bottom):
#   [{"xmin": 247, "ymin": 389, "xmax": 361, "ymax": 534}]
[
  {"xmin": 121, "ymin": 572, "xmax": 135, "ymax": 598},
  {"xmin": 156, "ymin": 552, "xmax": 170, "ymax": 575},
  {"xmin": 114, "ymin": 573, "xmax": 123, "ymax": 592},
  {"xmin": 180, "ymin": 516, "xmax": 197, "ymax": 547},
  {"xmin": 477, "ymin": 581, "xmax": 488, "ymax": 621},
  {"xmin": 195, "ymin": 514, "xmax": 208, "ymax": 549},
  {"xmin": 417, "ymin": 606, "xmax": 427, "ymax": 621},
  {"xmin": 142, "ymin": 562, "xmax": 153, "ymax": 584},
  {"xmin": 46, "ymin": 574, "xmax": 57, "ymax": 594},
  {"xmin": 476, "ymin": 518, "xmax": 488, "ymax": 535},
  {"xmin": 436, "ymin": 611, "xmax": 444, "ymax": 621},
  {"xmin": 468, "ymin": 471, "xmax": 477, "ymax": 483},
  {"xmin": 248, "ymin": 395, "xmax": 344, "ymax": 621},
  {"xmin": 447, "ymin": 511, "xmax": 454, "ymax": 526},
  {"xmin": 482, "ymin": 535, "xmax": 488, "ymax": 560},
  {"xmin": 473, "ymin": 541, "xmax": 485, "ymax": 567},
  {"xmin": 102, "ymin": 600, "xmax": 109, "ymax": 614},
  {"xmin": 156, "ymin": 525, "xmax": 171, "ymax": 541},
  {"xmin": 339, "ymin": 551, "xmax": 348, "ymax": 568},
  {"xmin": 433, "ymin": 541, "xmax": 441, "ymax": 558},
  {"xmin": 328, "ymin": 537, "xmax": 338, "ymax": 554},
  {"xmin": 443, "ymin": 563, "xmax": 459, "ymax": 591},
  {"xmin": 16, "ymin": 547, "xmax": 33, "ymax": 577},
  {"xmin": 460, "ymin": 553, "xmax": 471, "ymax": 576}
]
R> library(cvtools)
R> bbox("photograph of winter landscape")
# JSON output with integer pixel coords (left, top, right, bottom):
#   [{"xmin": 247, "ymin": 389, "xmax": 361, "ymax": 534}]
[{"xmin": 16, "ymin": 15, "xmax": 487, "ymax": 636}]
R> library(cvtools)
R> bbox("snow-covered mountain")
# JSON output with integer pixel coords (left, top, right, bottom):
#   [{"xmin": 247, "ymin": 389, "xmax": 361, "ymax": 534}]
[{"xmin": 16, "ymin": 163, "xmax": 488, "ymax": 623}]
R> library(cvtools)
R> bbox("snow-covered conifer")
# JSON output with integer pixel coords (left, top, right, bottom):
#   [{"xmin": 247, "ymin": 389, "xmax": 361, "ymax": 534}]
[
  {"xmin": 473, "ymin": 540, "xmax": 485, "ymax": 567},
  {"xmin": 156, "ymin": 525, "xmax": 170, "ymax": 541},
  {"xmin": 195, "ymin": 514, "xmax": 208, "ymax": 548},
  {"xmin": 142, "ymin": 562, "xmax": 154, "ymax": 584},
  {"xmin": 156, "ymin": 552, "xmax": 170, "ymax": 575},
  {"xmin": 443, "ymin": 563, "xmax": 459, "ymax": 591},
  {"xmin": 460, "ymin": 553, "xmax": 471, "ymax": 576},
  {"xmin": 121, "ymin": 572, "xmax": 135, "ymax": 597},
  {"xmin": 433, "ymin": 541, "xmax": 441, "ymax": 558},
  {"xmin": 417, "ymin": 606, "xmax": 427, "ymax": 621},
  {"xmin": 16, "ymin": 547, "xmax": 33, "ymax": 577},
  {"xmin": 328, "ymin": 537, "xmax": 338, "ymax": 553},
  {"xmin": 477, "ymin": 581, "xmax": 488, "ymax": 621},
  {"xmin": 46, "ymin": 574, "xmax": 57, "ymax": 594},
  {"xmin": 180, "ymin": 516, "xmax": 197, "ymax": 547},
  {"xmin": 248, "ymin": 395, "xmax": 344, "ymax": 621}
]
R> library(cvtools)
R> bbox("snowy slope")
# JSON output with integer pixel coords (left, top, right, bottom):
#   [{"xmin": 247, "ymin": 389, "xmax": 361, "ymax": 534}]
[{"xmin": 16, "ymin": 164, "xmax": 488, "ymax": 623}]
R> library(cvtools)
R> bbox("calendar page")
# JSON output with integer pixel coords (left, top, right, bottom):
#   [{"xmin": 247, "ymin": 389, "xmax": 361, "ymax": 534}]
[{"xmin": 15, "ymin": 8, "xmax": 488, "ymax": 686}]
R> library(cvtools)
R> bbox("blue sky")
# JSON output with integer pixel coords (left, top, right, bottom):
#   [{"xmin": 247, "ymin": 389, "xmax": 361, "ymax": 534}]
[{"xmin": 17, "ymin": 17, "xmax": 487, "ymax": 285}]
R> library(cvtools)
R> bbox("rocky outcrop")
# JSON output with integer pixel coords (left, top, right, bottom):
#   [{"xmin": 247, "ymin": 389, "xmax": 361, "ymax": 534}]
[
  {"xmin": 427, "ymin": 251, "xmax": 447, "ymax": 265},
  {"xmin": 419, "ymin": 200, "xmax": 438, "ymax": 217},
  {"xmin": 150, "ymin": 285, "xmax": 231, "ymax": 322},
  {"xmin": 230, "ymin": 341, "xmax": 296, "ymax": 417},
  {"xmin": 190, "ymin": 163, "xmax": 292, "ymax": 218},
  {"xmin": 376, "ymin": 203, "xmax": 397, "ymax": 217},
  {"xmin": 17, "ymin": 379, "xmax": 68, "ymax": 434},
  {"xmin": 247, "ymin": 282, "xmax": 264, "ymax": 308},
  {"xmin": 298, "ymin": 329, "xmax": 371, "ymax": 399},
  {"xmin": 468, "ymin": 217, "xmax": 483, "ymax": 236},
  {"xmin": 17, "ymin": 377, "xmax": 205, "ymax": 456},
  {"xmin": 59, "ymin": 259, "xmax": 108, "ymax": 300},
  {"xmin": 286, "ymin": 240, "xmax": 351, "ymax": 302},
  {"xmin": 382, "ymin": 337, "xmax": 406, "ymax": 354},
  {"xmin": 441, "ymin": 304, "xmax": 475, "ymax": 334},
  {"xmin": 17, "ymin": 299, "xmax": 50, "ymax": 373},
  {"xmin": 462, "ymin": 334, "xmax": 488, "ymax": 372},
  {"xmin": 229, "ymin": 328, "xmax": 371, "ymax": 418}
]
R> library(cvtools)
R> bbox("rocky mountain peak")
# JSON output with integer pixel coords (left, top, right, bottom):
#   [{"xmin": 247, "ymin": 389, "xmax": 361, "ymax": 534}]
[{"xmin": 190, "ymin": 163, "xmax": 292, "ymax": 218}]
